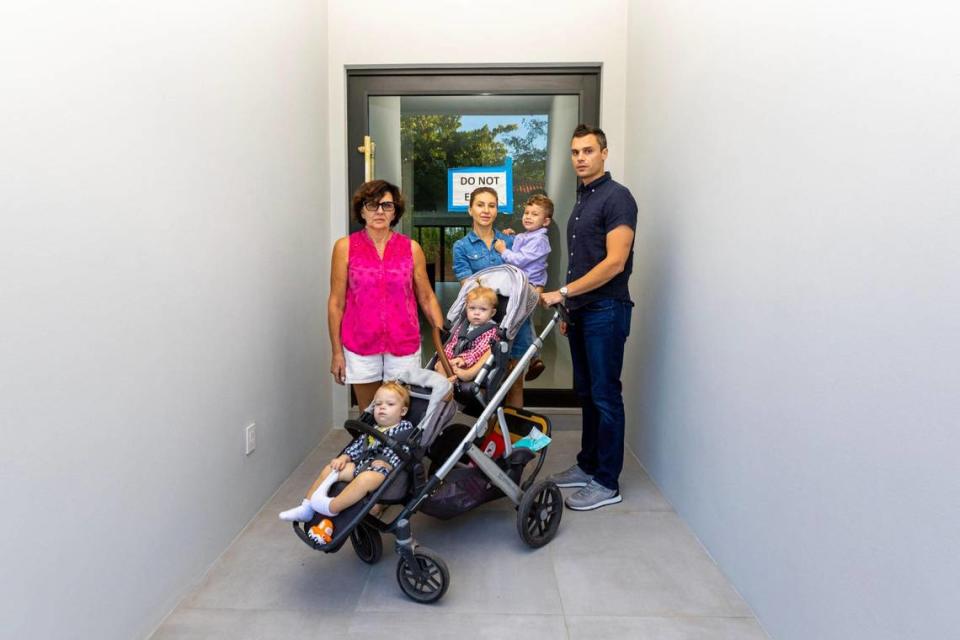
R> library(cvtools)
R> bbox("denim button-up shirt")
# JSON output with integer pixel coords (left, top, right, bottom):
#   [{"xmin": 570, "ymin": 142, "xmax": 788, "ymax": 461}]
[{"xmin": 452, "ymin": 230, "xmax": 514, "ymax": 281}]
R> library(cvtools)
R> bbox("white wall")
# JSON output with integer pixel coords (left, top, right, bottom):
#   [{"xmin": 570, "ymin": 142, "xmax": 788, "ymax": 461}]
[
  {"xmin": 0, "ymin": 2, "xmax": 330, "ymax": 638},
  {"xmin": 325, "ymin": 0, "xmax": 629, "ymax": 424},
  {"xmin": 623, "ymin": 2, "xmax": 960, "ymax": 638}
]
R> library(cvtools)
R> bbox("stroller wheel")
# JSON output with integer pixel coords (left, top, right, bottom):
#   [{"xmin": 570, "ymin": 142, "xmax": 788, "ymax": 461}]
[
  {"xmin": 396, "ymin": 547, "xmax": 450, "ymax": 604},
  {"xmin": 517, "ymin": 480, "xmax": 563, "ymax": 548},
  {"xmin": 350, "ymin": 522, "xmax": 382, "ymax": 565}
]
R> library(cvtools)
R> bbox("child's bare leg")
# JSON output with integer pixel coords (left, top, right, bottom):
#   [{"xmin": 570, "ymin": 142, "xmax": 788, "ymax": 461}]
[
  {"xmin": 280, "ymin": 463, "xmax": 354, "ymax": 522},
  {"xmin": 353, "ymin": 382, "xmax": 380, "ymax": 412},
  {"xmin": 307, "ymin": 463, "xmax": 353, "ymax": 503},
  {"xmin": 329, "ymin": 471, "xmax": 386, "ymax": 513},
  {"xmin": 304, "ymin": 464, "xmax": 333, "ymax": 497},
  {"xmin": 305, "ymin": 463, "xmax": 354, "ymax": 498}
]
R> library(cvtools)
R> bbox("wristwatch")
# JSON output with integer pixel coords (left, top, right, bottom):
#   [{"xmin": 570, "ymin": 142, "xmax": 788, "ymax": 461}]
[{"xmin": 559, "ymin": 286, "xmax": 569, "ymax": 298}]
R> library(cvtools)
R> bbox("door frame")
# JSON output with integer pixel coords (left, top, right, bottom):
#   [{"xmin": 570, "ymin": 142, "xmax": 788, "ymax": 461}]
[{"xmin": 346, "ymin": 64, "xmax": 601, "ymax": 407}]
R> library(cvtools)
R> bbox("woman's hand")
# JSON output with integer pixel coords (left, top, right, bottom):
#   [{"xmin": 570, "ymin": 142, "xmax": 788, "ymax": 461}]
[{"xmin": 330, "ymin": 352, "xmax": 346, "ymax": 385}]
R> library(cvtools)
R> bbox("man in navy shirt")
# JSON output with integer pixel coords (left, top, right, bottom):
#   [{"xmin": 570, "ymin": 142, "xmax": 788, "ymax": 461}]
[{"xmin": 542, "ymin": 125, "xmax": 637, "ymax": 511}]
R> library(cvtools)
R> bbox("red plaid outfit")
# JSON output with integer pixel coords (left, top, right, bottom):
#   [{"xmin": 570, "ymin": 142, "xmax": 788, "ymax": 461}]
[{"xmin": 443, "ymin": 326, "xmax": 498, "ymax": 367}]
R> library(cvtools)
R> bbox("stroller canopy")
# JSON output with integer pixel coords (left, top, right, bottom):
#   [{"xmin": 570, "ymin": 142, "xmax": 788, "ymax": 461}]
[
  {"xmin": 446, "ymin": 265, "xmax": 540, "ymax": 341},
  {"xmin": 395, "ymin": 367, "xmax": 457, "ymax": 447}
]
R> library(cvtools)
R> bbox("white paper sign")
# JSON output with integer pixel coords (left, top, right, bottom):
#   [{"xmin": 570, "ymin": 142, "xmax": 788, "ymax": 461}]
[{"xmin": 447, "ymin": 157, "xmax": 513, "ymax": 212}]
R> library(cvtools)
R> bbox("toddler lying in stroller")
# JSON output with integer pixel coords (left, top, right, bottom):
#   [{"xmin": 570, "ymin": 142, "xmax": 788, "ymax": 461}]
[{"xmin": 279, "ymin": 381, "xmax": 413, "ymax": 537}]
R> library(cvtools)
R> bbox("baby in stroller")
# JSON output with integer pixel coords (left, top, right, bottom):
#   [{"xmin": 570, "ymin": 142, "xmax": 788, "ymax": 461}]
[
  {"xmin": 285, "ymin": 266, "xmax": 567, "ymax": 604},
  {"xmin": 435, "ymin": 284, "xmax": 499, "ymax": 383},
  {"xmin": 279, "ymin": 381, "xmax": 413, "ymax": 523}
]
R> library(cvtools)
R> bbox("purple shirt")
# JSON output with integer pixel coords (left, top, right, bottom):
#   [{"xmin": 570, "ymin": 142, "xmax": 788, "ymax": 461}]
[{"xmin": 499, "ymin": 227, "xmax": 551, "ymax": 286}]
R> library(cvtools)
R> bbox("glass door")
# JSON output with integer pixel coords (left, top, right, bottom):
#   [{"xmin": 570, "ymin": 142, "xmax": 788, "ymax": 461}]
[{"xmin": 347, "ymin": 67, "xmax": 600, "ymax": 406}]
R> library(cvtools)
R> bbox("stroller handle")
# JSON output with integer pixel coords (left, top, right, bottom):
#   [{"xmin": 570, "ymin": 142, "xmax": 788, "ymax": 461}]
[
  {"xmin": 432, "ymin": 326, "xmax": 455, "ymax": 378},
  {"xmin": 549, "ymin": 302, "xmax": 573, "ymax": 326}
]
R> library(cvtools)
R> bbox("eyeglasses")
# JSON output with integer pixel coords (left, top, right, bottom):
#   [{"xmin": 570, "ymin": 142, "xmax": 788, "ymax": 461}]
[{"xmin": 363, "ymin": 201, "xmax": 396, "ymax": 213}]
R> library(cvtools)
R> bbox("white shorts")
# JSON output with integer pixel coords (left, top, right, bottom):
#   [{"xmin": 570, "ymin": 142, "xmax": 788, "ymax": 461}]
[{"xmin": 343, "ymin": 347, "xmax": 422, "ymax": 384}]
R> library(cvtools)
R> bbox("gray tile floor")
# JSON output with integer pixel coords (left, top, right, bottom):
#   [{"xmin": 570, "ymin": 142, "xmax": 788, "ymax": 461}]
[{"xmin": 153, "ymin": 429, "xmax": 768, "ymax": 639}]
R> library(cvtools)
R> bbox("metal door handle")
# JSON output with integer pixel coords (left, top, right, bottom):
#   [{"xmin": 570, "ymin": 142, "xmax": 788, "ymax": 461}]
[{"xmin": 357, "ymin": 135, "xmax": 376, "ymax": 182}]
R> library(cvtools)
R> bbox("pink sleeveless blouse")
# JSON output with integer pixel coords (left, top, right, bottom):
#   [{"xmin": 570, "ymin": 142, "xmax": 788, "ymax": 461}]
[{"xmin": 341, "ymin": 231, "xmax": 420, "ymax": 357}]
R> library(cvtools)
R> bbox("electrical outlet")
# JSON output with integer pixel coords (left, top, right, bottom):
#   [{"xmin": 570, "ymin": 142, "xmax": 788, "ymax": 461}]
[{"xmin": 245, "ymin": 422, "xmax": 256, "ymax": 455}]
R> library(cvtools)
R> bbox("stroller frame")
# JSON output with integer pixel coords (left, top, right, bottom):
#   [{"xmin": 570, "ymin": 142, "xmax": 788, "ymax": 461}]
[
  {"xmin": 429, "ymin": 309, "xmax": 564, "ymax": 505},
  {"xmin": 293, "ymin": 265, "xmax": 568, "ymax": 603}
]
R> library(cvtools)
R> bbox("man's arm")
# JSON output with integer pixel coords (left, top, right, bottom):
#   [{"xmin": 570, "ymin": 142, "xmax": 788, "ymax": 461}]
[{"xmin": 541, "ymin": 225, "xmax": 634, "ymax": 306}]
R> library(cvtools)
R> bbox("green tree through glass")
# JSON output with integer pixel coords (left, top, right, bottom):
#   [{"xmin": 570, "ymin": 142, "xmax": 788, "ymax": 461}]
[
  {"xmin": 401, "ymin": 114, "xmax": 548, "ymax": 216},
  {"xmin": 502, "ymin": 117, "xmax": 549, "ymax": 215},
  {"xmin": 401, "ymin": 115, "xmax": 514, "ymax": 213}
]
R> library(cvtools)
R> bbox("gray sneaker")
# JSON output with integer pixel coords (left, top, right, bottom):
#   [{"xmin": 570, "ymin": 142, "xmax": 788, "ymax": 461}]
[
  {"xmin": 548, "ymin": 464, "xmax": 593, "ymax": 488},
  {"xmin": 564, "ymin": 479, "xmax": 623, "ymax": 511}
]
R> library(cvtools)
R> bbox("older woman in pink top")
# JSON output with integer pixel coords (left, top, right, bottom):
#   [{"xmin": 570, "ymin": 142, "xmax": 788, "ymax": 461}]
[{"xmin": 329, "ymin": 180, "xmax": 444, "ymax": 411}]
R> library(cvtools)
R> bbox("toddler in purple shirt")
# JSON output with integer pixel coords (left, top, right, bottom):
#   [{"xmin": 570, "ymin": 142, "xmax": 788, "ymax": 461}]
[{"xmin": 494, "ymin": 194, "xmax": 554, "ymax": 380}]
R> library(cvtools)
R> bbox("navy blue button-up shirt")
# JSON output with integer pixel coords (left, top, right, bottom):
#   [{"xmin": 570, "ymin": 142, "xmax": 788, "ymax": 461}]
[{"xmin": 566, "ymin": 172, "xmax": 638, "ymax": 310}]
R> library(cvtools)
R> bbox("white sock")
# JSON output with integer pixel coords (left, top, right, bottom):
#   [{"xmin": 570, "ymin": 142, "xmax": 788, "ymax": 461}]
[
  {"xmin": 278, "ymin": 498, "xmax": 314, "ymax": 523},
  {"xmin": 308, "ymin": 469, "xmax": 343, "ymax": 517},
  {"xmin": 310, "ymin": 494, "xmax": 340, "ymax": 517}
]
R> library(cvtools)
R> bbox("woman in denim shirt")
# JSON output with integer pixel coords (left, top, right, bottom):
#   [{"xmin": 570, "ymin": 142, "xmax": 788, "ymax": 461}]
[
  {"xmin": 451, "ymin": 187, "xmax": 532, "ymax": 408},
  {"xmin": 452, "ymin": 188, "xmax": 514, "ymax": 277}
]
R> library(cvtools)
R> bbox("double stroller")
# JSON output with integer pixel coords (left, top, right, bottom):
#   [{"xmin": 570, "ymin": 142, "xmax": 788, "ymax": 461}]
[{"xmin": 291, "ymin": 265, "xmax": 566, "ymax": 603}]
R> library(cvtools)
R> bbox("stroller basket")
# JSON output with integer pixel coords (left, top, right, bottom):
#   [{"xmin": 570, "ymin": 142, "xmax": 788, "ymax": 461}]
[{"xmin": 420, "ymin": 406, "xmax": 551, "ymax": 519}]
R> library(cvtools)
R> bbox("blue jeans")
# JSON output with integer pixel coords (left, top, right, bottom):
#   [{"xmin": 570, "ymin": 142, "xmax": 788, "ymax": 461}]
[
  {"xmin": 567, "ymin": 298, "xmax": 632, "ymax": 492},
  {"xmin": 510, "ymin": 317, "xmax": 534, "ymax": 359}
]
